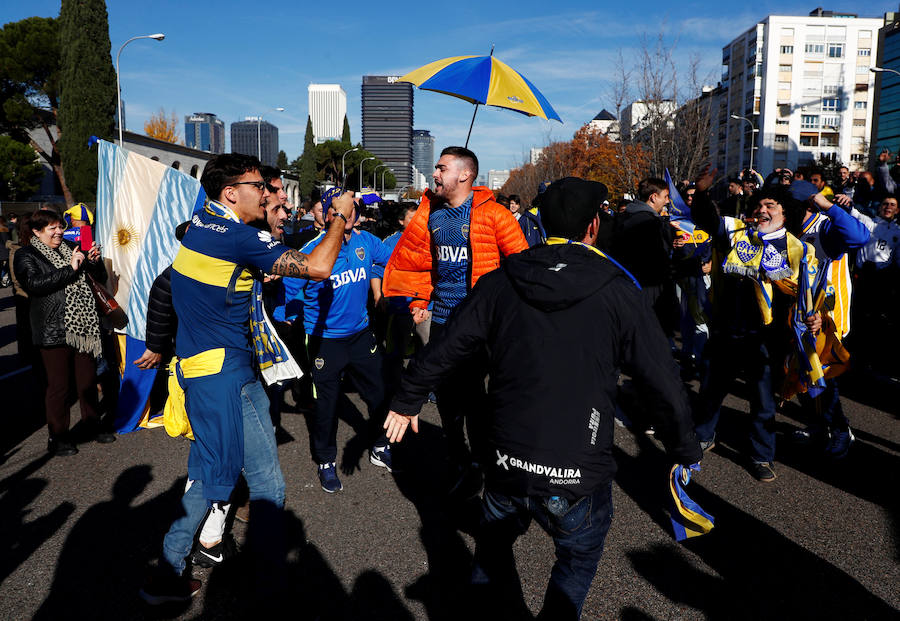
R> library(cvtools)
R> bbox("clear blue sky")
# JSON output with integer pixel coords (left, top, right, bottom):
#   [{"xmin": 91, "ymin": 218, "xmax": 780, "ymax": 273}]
[{"xmin": 3, "ymin": 0, "xmax": 896, "ymax": 175}]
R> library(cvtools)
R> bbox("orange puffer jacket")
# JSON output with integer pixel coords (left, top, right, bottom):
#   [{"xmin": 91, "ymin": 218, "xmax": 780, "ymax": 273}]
[{"xmin": 383, "ymin": 186, "xmax": 528, "ymax": 310}]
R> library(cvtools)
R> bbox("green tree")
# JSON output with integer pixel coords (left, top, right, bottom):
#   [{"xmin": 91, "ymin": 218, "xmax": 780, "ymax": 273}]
[
  {"xmin": 276, "ymin": 150, "xmax": 288, "ymax": 170},
  {"xmin": 57, "ymin": 0, "xmax": 117, "ymax": 204},
  {"xmin": 341, "ymin": 115, "xmax": 351, "ymax": 144},
  {"xmin": 0, "ymin": 16, "xmax": 72, "ymax": 204},
  {"xmin": 0, "ymin": 136, "xmax": 44, "ymax": 200},
  {"xmin": 298, "ymin": 117, "xmax": 317, "ymax": 197}
]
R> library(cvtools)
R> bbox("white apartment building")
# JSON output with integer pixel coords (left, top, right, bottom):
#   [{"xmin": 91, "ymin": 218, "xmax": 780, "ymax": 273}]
[
  {"xmin": 487, "ymin": 169, "xmax": 510, "ymax": 191},
  {"xmin": 308, "ymin": 84, "xmax": 347, "ymax": 144},
  {"xmin": 720, "ymin": 9, "xmax": 880, "ymax": 175}
]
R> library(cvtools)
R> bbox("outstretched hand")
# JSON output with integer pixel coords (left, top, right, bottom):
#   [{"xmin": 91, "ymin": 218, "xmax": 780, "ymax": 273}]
[{"xmin": 384, "ymin": 410, "xmax": 419, "ymax": 443}]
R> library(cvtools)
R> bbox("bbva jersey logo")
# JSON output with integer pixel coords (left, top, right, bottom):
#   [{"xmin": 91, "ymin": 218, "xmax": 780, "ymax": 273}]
[{"xmin": 329, "ymin": 266, "xmax": 368, "ymax": 289}]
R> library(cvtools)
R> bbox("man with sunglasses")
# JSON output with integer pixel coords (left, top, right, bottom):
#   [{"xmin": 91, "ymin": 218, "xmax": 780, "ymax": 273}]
[{"xmin": 141, "ymin": 154, "xmax": 355, "ymax": 607}]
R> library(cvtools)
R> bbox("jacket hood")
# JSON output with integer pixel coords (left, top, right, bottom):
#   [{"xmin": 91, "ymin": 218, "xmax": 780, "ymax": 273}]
[{"xmin": 504, "ymin": 243, "xmax": 621, "ymax": 311}]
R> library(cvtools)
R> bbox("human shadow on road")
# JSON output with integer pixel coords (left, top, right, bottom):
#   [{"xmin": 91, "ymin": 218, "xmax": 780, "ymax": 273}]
[
  {"xmin": 0, "ymin": 451, "xmax": 73, "ymax": 587},
  {"xmin": 32, "ymin": 465, "xmax": 188, "ymax": 620},
  {"xmin": 612, "ymin": 440, "xmax": 899, "ymax": 619},
  {"xmin": 197, "ymin": 506, "xmax": 414, "ymax": 620}
]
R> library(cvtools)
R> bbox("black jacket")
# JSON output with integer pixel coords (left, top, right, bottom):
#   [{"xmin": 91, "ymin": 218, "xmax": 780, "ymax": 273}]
[
  {"xmin": 146, "ymin": 266, "xmax": 176, "ymax": 356},
  {"xmin": 13, "ymin": 242, "xmax": 107, "ymax": 348},
  {"xmin": 391, "ymin": 243, "xmax": 701, "ymax": 500},
  {"xmin": 610, "ymin": 202, "xmax": 676, "ymax": 289}
]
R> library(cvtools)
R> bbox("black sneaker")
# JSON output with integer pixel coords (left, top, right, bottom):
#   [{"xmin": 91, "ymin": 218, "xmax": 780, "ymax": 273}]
[
  {"xmin": 191, "ymin": 535, "xmax": 239, "ymax": 568},
  {"xmin": 751, "ymin": 461, "xmax": 777, "ymax": 482},
  {"xmin": 139, "ymin": 573, "xmax": 202, "ymax": 605},
  {"xmin": 48, "ymin": 437, "xmax": 78, "ymax": 457}
]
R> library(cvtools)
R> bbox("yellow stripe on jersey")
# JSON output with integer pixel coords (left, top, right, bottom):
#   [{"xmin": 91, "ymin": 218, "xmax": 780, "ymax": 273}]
[{"xmin": 173, "ymin": 245, "xmax": 242, "ymax": 289}]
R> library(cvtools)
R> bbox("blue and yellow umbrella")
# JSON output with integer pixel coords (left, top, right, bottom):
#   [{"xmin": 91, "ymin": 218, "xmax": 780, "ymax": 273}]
[{"xmin": 399, "ymin": 50, "xmax": 561, "ymax": 147}]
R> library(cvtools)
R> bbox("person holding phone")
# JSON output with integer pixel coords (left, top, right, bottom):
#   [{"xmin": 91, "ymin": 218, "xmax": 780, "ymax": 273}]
[{"xmin": 13, "ymin": 209, "xmax": 114, "ymax": 457}]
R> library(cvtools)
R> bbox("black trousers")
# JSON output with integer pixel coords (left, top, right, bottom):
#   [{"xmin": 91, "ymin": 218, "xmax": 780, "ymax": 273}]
[
  {"xmin": 430, "ymin": 321, "xmax": 491, "ymax": 470},
  {"xmin": 306, "ymin": 328, "xmax": 388, "ymax": 464}
]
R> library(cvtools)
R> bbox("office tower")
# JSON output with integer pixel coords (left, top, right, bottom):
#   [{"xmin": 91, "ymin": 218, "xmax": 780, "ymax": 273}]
[
  {"xmin": 872, "ymin": 12, "xmax": 900, "ymax": 157},
  {"xmin": 231, "ymin": 117, "xmax": 279, "ymax": 167},
  {"xmin": 362, "ymin": 75, "xmax": 413, "ymax": 186},
  {"xmin": 413, "ymin": 129, "xmax": 435, "ymax": 185},
  {"xmin": 184, "ymin": 112, "xmax": 225, "ymax": 153},
  {"xmin": 309, "ymin": 84, "xmax": 347, "ymax": 144}
]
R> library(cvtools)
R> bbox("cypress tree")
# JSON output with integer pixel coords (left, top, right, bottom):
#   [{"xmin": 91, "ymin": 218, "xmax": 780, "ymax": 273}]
[
  {"xmin": 57, "ymin": 0, "xmax": 116, "ymax": 204},
  {"xmin": 341, "ymin": 115, "xmax": 351, "ymax": 144},
  {"xmin": 299, "ymin": 117, "xmax": 317, "ymax": 198}
]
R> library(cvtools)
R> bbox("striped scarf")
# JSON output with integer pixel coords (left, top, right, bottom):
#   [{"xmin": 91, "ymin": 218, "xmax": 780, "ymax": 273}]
[{"xmin": 204, "ymin": 200, "xmax": 302, "ymax": 385}]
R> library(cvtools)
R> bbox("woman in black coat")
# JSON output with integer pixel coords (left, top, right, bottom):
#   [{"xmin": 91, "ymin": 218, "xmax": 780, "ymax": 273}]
[{"xmin": 13, "ymin": 209, "xmax": 115, "ymax": 456}]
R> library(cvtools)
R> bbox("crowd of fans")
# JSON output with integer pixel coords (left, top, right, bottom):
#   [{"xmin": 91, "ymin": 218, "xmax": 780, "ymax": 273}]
[{"xmin": 1, "ymin": 146, "xmax": 896, "ymax": 618}]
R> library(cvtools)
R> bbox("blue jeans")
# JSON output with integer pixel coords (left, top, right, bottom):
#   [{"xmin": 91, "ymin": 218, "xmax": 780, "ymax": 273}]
[
  {"xmin": 162, "ymin": 379, "xmax": 285, "ymax": 576},
  {"xmin": 798, "ymin": 377, "xmax": 849, "ymax": 432},
  {"xmin": 694, "ymin": 334, "xmax": 778, "ymax": 463},
  {"xmin": 471, "ymin": 483, "xmax": 613, "ymax": 620}
]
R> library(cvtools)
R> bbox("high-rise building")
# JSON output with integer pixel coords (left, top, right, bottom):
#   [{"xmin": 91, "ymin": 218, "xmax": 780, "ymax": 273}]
[
  {"xmin": 719, "ymin": 9, "xmax": 880, "ymax": 174},
  {"xmin": 185, "ymin": 112, "xmax": 225, "ymax": 154},
  {"xmin": 362, "ymin": 76, "xmax": 414, "ymax": 186},
  {"xmin": 308, "ymin": 84, "xmax": 347, "ymax": 144},
  {"xmin": 231, "ymin": 117, "xmax": 279, "ymax": 166},
  {"xmin": 487, "ymin": 169, "xmax": 510, "ymax": 191},
  {"xmin": 412, "ymin": 129, "xmax": 435, "ymax": 186},
  {"xmin": 872, "ymin": 12, "xmax": 900, "ymax": 158}
]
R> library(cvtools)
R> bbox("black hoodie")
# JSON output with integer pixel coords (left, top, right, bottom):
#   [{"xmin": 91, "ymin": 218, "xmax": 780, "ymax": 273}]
[{"xmin": 391, "ymin": 242, "xmax": 701, "ymax": 500}]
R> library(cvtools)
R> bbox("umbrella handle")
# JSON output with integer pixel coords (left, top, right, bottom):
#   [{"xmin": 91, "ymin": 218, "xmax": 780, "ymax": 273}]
[{"xmin": 465, "ymin": 103, "xmax": 479, "ymax": 149}]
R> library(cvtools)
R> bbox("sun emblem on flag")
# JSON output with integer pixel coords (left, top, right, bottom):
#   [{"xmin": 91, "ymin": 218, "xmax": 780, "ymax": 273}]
[{"xmin": 114, "ymin": 224, "xmax": 139, "ymax": 249}]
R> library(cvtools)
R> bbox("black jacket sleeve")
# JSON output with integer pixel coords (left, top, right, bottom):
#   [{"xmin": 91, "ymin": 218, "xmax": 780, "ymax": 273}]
[
  {"xmin": 390, "ymin": 275, "xmax": 497, "ymax": 415},
  {"xmin": 145, "ymin": 266, "xmax": 175, "ymax": 355},
  {"xmin": 14, "ymin": 248, "xmax": 79, "ymax": 297},
  {"xmin": 692, "ymin": 191, "xmax": 725, "ymax": 241},
  {"xmin": 616, "ymin": 284, "xmax": 702, "ymax": 465}
]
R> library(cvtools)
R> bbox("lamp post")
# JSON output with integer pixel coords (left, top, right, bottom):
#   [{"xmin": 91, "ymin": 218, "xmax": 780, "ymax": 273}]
[
  {"xmin": 373, "ymin": 164, "xmax": 388, "ymax": 189},
  {"xmin": 359, "ymin": 156, "xmax": 375, "ymax": 192},
  {"xmin": 116, "ymin": 33, "xmax": 165, "ymax": 146},
  {"xmin": 381, "ymin": 168, "xmax": 392, "ymax": 194},
  {"xmin": 871, "ymin": 66, "xmax": 900, "ymax": 77},
  {"xmin": 731, "ymin": 114, "xmax": 759, "ymax": 172},
  {"xmin": 256, "ymin": 107, "xmax": 284, "ymax": 163},
  {"xmin": 341, "ymin": 147, "xmax": 359, "ymax": 186}
]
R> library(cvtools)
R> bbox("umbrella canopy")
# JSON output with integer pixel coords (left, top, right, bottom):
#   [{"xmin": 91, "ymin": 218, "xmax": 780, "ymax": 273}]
[{"xmin": 399, "ymin": 55, "xmax": 561, "ymax": 122}]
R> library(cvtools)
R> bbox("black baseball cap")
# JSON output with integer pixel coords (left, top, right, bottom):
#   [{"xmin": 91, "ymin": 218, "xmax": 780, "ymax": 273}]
[{"xmin": 539, "ymin": 177, "xmax": 609, "ymax": 239}]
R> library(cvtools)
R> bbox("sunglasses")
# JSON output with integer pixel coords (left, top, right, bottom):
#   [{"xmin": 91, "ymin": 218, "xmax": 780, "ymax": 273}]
[{"xmin": 231, "ymin": 181, "xmax": 266, "ymax": 191}]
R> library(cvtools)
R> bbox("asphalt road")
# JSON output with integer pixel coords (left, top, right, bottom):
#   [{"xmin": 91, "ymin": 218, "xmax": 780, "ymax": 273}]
[{"xmin": 0, "ymin": 285, "xmax": 897, "ymax": 620}]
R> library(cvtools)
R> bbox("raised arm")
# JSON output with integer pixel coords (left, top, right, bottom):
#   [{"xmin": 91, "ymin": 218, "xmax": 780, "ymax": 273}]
[{"xmin": 270, "ymin": 191, "xmax": 355, "ymax": 280}]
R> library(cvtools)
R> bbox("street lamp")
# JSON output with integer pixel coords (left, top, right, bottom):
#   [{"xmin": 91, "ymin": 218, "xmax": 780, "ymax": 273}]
[
  {"xmin": 256, "ymin": 107, "xmax": 284, "ymax": 163},
  {"xmin": 341, "ymin": 147, "xmax": 359, "ymax": 186},
  {"xmin": 373, "ymin": 164, "xmax": 388, "ymax": 189},
  {"xmin": 731, "ymin": 114, "xmax": 759, "ymax": 171},
  {"xmin": 359, "ymin": 156, "xmax": 375, "ymax": 191},
  {"xmin": 116, "ymin": 33, "xmax": 165, "ymax": 146},
  {"xmin": 381, "ymin": 167, "xmax": 392, "ymax": 194},
  {"xmin": 871, "ymin": 66, "xmax": 900, "ymax": 77}
]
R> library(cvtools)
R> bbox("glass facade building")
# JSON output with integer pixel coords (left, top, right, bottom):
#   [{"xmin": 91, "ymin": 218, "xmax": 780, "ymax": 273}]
[
  {"xmin": 362, "ymin": 76, "xmax": 413, "ymax": 186},
  {"xmin": 184, "ymin": 113, "xmax": 225, "ymax": 154},
  {"xmin": 874, "ymin": 19, "xmax": 900, "ymax": 155}
]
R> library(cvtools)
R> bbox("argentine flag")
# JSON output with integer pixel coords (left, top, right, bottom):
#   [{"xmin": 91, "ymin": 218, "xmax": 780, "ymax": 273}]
[{"xmin": 95, "ymin": 140, "xmax": 206, "ymax": 432}]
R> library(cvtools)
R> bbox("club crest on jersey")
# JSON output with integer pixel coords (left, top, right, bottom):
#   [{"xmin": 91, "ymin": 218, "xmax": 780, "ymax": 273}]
[
  {"xmin": 461, "ymin": 224, "xmax": 469, "ymax": 237},
  {"xmin": 314, "ymin": 357, "xmax": 324, "ymax": 370},
  {"xmin": 735, "ymin": 239, "xmax": 761, "ymax": 263},
  {"xmin": 355, "ymin": 247, "xmax": 366, "ymax": 261}
]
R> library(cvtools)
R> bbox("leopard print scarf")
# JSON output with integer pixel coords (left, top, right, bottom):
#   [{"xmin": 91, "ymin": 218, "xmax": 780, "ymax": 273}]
[{"xmin": 31, "ymin": 239, "xmax": 102, "ymax": 357}]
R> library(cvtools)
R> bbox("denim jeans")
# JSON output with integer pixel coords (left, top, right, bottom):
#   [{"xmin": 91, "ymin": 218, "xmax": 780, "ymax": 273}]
[
  {"xmin": 470, "ymin": 483, "xmax": 613, "ymax": 620},
  {"xmin": 694, "ymin": 334, "xmax": 778, "ymax": 463},
  {"xmin": 798, "ymin": 377, "xmax": 849, "ymax": 432},
  {"xmin": 162, "ymin": 378, "xmax": 285, "ymax": 577}
]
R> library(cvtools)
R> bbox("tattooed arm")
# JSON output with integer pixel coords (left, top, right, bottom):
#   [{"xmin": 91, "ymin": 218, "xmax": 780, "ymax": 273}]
[{"xmin": 270, "ymin": 190, "xmax": 355, "ymax": 281}]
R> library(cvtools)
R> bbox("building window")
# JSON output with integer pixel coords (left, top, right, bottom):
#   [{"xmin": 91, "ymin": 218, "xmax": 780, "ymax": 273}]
[
  {"xmin": 776, "ymin": 119, "xmax": 789, "ymax": 125},
  {"xmin": 801, "ymin": 115, "xmax": 819, "ymax": 129},
  {"xmin": 779, "ymin": 64, "xmax": 792, "ymax": 72},
  {"xmin": 858, "ymin": 49, "xmax": 871, "ymax": 56},
  {"xmin": 800, "ymin": 135, "xmax": 819, "ymax": 147},
  {"xmin": 822, "ymin": 98, "xmax": 840, "ymax": 111},
  {"xmin": 778, "ymin": 81, "xmax": 792, "ymax": 90},
  {"xmin": 851, "ymin": 153, "xmax": 866, "ymax": 162},
  {"xmin": 857, "ymin": 65, "xmax": 872, "ymax": 74},
  {"xmin": 852, "ymin": 136, "xmax": 864, "ymax": 145},
  {"xmin": 822, "ymin": 116, "xmax": 840, "ymax": 127},
  {"xmin": 827, "ymin": 43, "xmax": 844, "ymax": 58},
  {"xmin": 853, "ymin": 119, "xmax": 865, "ymax": 126},
  {"xmin": 775, "ymin": 135, "xmax": 788, "ymax": 143},
  {"xmin": 804, "ymin": 43, "xmax": 824, "ymax": 55},
  {"xmin": 854, "ymin": 101, "xmax": 867, "ymax": 109},
  {"xmin": 781, "ymin": 45, "xmax": 794, "ymax": 54},
  {"xmin": 823, "ymin": 84, "xmax": 840, "ymax": 95}
]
